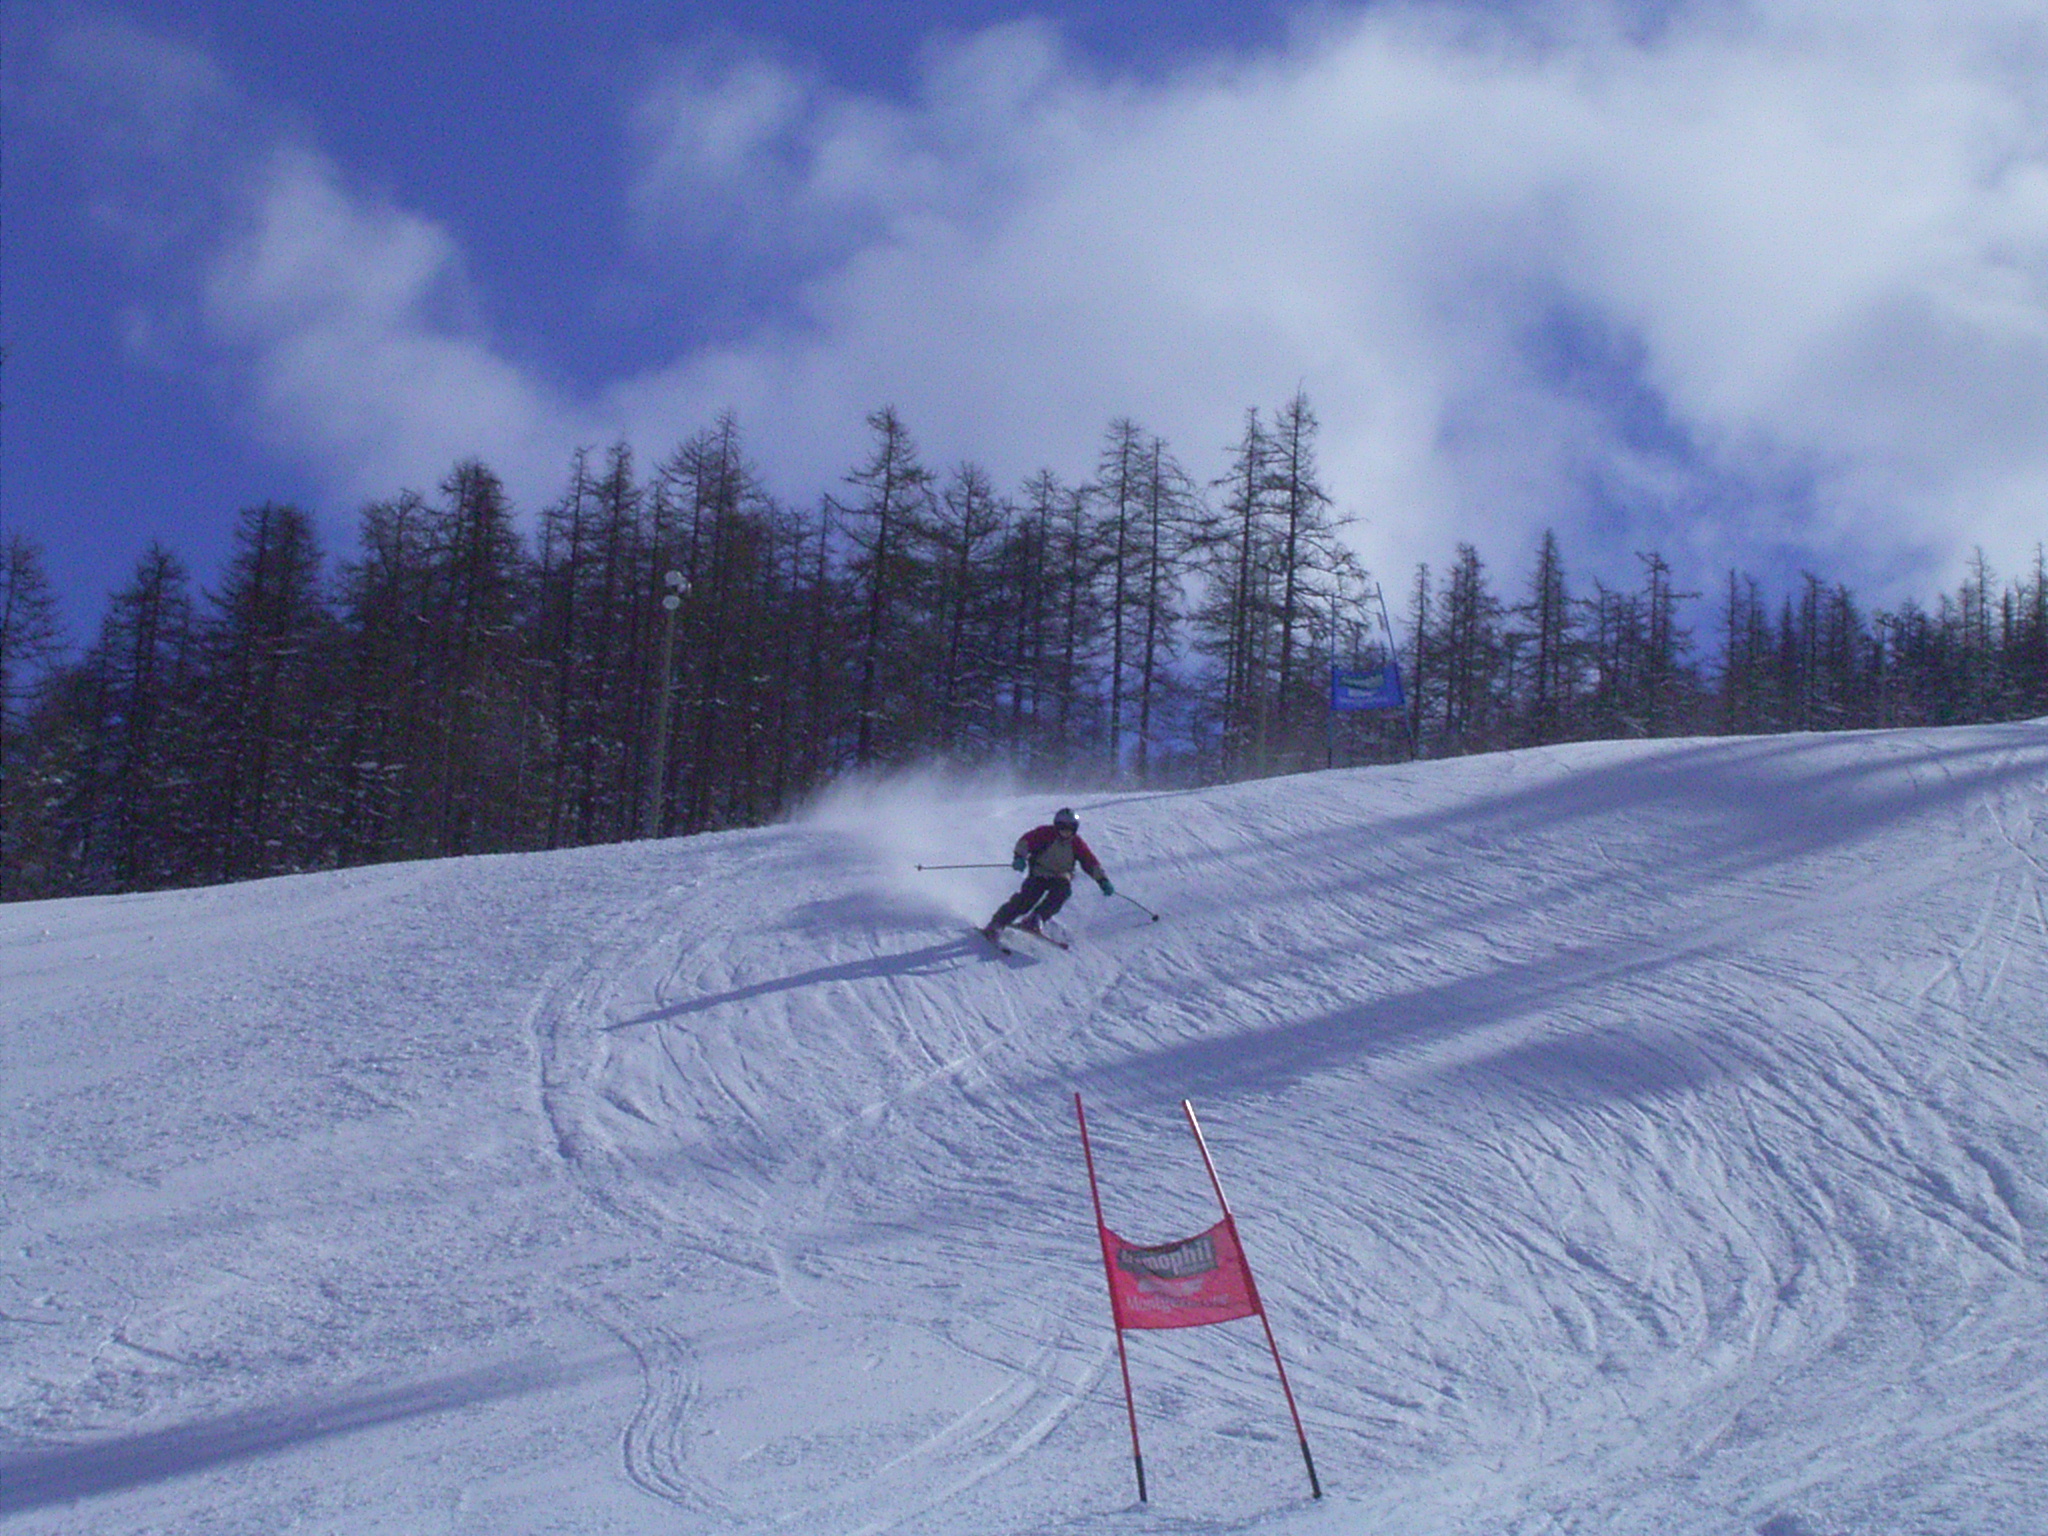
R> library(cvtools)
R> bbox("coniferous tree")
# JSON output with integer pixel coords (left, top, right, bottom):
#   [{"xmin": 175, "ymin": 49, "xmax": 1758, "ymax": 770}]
[
  {"xmin": 1197, "ymin": 409, "xmax": 1274, "ymax": 775},
  {"xmin": 1959, "ymin": 548, "xmax": 1999, "ymax": 720},
  {"xmin": 2015, "ymin": 545, "xmax": 2048, "ymax": 715},
  {"xmin": 997, "ymin": 471, "xmax": 1104, "ymax": 770},
  {"xmin": 95, "ymin": 544, "xmax": 202, "ymax": 889},
  {"xmin": 1519, "ymin": 529, "xmax": 1576, "ymax": 744},
  {"xmin": 200, "ymin": 503, "xmax": 331, "ymax": 882},
  {"xmin": 334, "ymin": 492, "xmax": 436, "ymax": 862},
  {"xmin": 1820, "ymin": 579, "xmax": 1871, "ymax": 727},
  {"xmin": 537, "ymin": 452, "xmax": 600, "ymax": 849},
  {"xmin": 1051, "ymin": 476, "xmax": 1104, "ymax": 767},
  {"xmin": 1129, "ymin": 434, "xmax": 1199, "ymax": 781},
  {"xmin": 1403, "ymin": 561, "xmax": 1435, "ymax": 758},
  {"xmin": 0, "ymin": 535, "xmax": 67, "ymax": 898},
  {"xmin": 797, "ymin": 495, "xmax": 848, "ymax": 787},
  {"xmin": 15, "ymin": 667, "xmax": 109, "ymax": 895},
  {"xmin": 1263, "ymin": 392, "xmax": 1342, "ymax": 766},
  {"xmin": 1438, "ymin": 544, "xmax": 1505, "ymax": 752},
  {"xmin": 835, "ymin": 407, "xmax": 936, "ymax": 768},
  {"xmin": 532, "ymin": 444, "xmax": 651, "ymax": 847},
  {"xmin": 1719, "ymin": 570, "xmax": 1771, "ymax": 735},
  {"xmin": 589, "ymin": 443, "xmax": 652, "ymax": 841},
  {"xmin": 997, "ymin": 470, "xmax": 1061, "ymax": 766},
  {"xmin": 1583, "ymin": 580, "xmax": 1643, "ymax": 738},
  {"xmin": 427, "ymin": 461, "xmax": 532, "ymax": 856},
  {"xmin": 662, "ymin": 420, "xmax": 783, "ymax": 829},
  {"xmin": 0, "ymin": 534, "xmax": 65, "ymax": 750},
  {"xmin": 929, "ymin": 461, "xmax": 1011, "ymax": 759},
  {"xmin": 1885, "ymin": 597, "xmax": 1948, "ymax": 726},
  {"xmin": 756, "ymin": 495, "xmax": 835, "ymax": 813},
  {"xmin": 1091, "ymin": 418, "xmax": 1148, "ymax": 777},
  {"xmin": 1639, "ymin": 552, "xmax": 1697, "ymax": 735}
]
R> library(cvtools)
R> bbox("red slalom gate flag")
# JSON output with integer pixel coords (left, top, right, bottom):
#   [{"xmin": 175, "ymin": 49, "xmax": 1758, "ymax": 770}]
[
  {"xmin": 1098, "ymin": 1218, "xmax": 1258, "ymax": 1330},
  {"xmin": 1074, "ymin": 1094, "xmax": 1322, "ymax": 1505}
]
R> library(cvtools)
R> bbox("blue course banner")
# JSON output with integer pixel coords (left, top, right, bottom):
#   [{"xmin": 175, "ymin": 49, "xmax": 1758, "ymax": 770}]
[{"xmin": 1330, "ymin": 661, "xmax": 1405, "ymax": 712}]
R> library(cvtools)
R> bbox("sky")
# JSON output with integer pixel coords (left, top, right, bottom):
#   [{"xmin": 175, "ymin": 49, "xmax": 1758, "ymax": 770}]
[{"xmin": 5, "ymin": 0, "xmax": 2047, "ymax": 643}]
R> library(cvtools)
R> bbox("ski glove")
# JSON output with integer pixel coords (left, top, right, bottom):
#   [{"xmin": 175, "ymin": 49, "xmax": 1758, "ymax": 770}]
[
  {"xmin": 1013, "ymin": 854, "xmax": 1029, "ymax": 872},
  {"xmin": 1097, "ymin": 875, "xmax": 1114, "ymax": 896}
]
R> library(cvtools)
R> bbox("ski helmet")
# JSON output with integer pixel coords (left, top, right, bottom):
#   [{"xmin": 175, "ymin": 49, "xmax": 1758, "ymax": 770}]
[{"xmin": 1053, "ymin": 807, "xmax": 1079, "ymax": 831}]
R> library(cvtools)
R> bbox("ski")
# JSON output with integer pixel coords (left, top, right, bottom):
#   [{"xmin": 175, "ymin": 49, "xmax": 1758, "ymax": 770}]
[
  {"xmin": 973, "ymin": 924, "xmax": 1069, "ymax": 954},
  {"xmin": 973, "ymin": 926, "xmax": 1015, "ymax": 956},
  {"xmin": 1011, "ymin": 923, "xmax": 1071, "ymax": 951}
]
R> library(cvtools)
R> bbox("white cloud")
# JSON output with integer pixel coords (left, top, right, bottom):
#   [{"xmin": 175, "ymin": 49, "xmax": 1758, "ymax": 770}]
[
  {"xmin": 627, "ymin": 20, "xmax": 1074, "ymax": 264},
  {"xmin": 42, "ymin": 15, "xmax": 241, "ymax": 257},
  {"xmin": 73, "ymin": 2, "xmax": 2048, "ymax": 600},
  {"xmin": 201, "ymin": 146, "xmax": 580, "ymax": 505},
  {"xmin": 615, "ymin": 0, "xmax": 2048, "ymax": 597},
  {"xmin": 39, "ymin": 11, "xmax": 592, "ymax": 509}
]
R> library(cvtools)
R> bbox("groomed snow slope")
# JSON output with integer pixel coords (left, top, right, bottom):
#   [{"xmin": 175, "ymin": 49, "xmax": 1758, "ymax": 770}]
[{"xmin": 3, "ymin": 724, "xmax": 2046, "ymax": 1535}]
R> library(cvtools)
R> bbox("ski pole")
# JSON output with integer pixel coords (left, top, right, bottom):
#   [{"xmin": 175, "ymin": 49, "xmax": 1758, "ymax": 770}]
[
  {"xmin": 913, "ymin": 862, "xmax": 1011, "ymax": 871},
  {"xmin": 1117, "ymin": 891, "xmax": 1161, "ymax": 922}
]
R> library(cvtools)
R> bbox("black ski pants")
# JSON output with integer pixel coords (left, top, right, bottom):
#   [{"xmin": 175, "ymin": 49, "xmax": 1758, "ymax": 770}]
[{"xmin": 992, "ymin": 874, "xmax": 1071, "ymax": 928}]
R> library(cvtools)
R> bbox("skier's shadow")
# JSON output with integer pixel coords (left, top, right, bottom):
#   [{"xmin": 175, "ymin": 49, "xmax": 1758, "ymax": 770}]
[
  {"xmin": 0, "ymin": 1351, "xmax": 620, "ymax": 1516},
  {"xmin": 604, "ymin": 936, "xmax": 1003, "ymax": 1030}
]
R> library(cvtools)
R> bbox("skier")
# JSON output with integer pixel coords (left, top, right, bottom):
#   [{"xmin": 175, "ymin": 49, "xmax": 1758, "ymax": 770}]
[{"xmin": 982, "ymin": 807, "xmax": 1113, "ymax": 941}]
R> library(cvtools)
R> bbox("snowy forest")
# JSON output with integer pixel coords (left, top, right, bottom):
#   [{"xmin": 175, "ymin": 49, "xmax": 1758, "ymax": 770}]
[{"xmin": 2, "ymin": 395, "xmax": 2044, "ymax": 902}]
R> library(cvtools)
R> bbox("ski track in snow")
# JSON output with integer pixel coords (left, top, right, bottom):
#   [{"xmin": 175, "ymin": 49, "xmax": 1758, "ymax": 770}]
[
  {"xmin": 3, "ymin": 725, "xmax": 2046, "ymax": 1534},
  {"xmin": 533, "ymin": 818, "xmax": 1141, "ymax": 1531}
]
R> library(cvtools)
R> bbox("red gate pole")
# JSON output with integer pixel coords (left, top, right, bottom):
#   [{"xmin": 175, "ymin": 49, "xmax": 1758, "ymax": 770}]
[
  {"xmin": 1074, "ymin": 1093, "xmax": 1147, "ymax": 1503},
  {"xmin": 1182, "ymin": 1098, "xmax": 1322, "ymax": 1500}
]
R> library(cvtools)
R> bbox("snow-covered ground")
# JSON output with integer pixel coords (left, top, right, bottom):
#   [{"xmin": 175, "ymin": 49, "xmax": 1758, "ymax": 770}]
[{"xmin": 4, "ymin": 724, "xmax": 2046, "ymax": 1535}]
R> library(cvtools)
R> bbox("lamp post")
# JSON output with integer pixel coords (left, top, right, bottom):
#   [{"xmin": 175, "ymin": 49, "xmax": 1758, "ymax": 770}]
[{"xmin": 644, "ymin": 569, "xmax": 687, "ymax": 838}]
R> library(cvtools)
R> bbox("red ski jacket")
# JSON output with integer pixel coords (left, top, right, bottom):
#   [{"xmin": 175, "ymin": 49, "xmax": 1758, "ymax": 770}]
[{"xmin": 1014, "ymin": 825, "xmax": 1105, "ymax": 882}]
